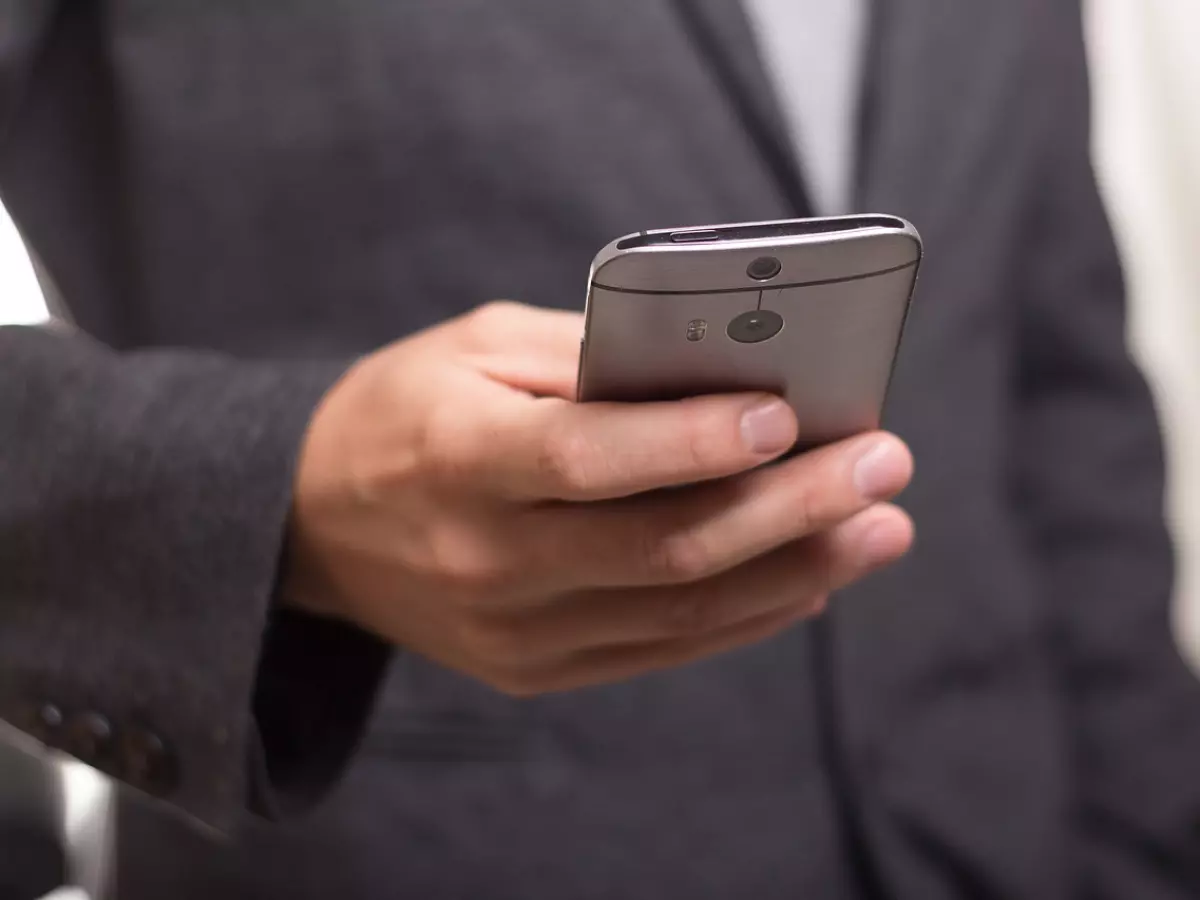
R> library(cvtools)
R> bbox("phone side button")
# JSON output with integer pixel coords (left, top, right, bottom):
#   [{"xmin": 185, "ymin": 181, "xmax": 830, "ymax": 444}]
[
  {"xmin": 575, "ymin": 338, "xmax": 586, "ymax": 402},
  {"xmin": 670, "ymin": 230, "xmax": 720, "ymax": 243}
]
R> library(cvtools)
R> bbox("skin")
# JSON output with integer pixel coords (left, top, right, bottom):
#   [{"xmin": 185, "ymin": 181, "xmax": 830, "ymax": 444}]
[{"xmin": 286, "ymin": 301, "xmax": 914, "ymax": 696}]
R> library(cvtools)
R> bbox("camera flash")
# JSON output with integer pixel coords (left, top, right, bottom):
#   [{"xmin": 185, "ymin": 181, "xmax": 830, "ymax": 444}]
[{"xmin": 686, "ymin": 319, "xmax": 708, "ymax": 342}]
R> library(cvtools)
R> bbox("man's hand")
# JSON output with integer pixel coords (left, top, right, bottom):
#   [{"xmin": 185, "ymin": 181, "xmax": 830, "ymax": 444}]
[{"xmin": 286, "ymin": 302, "xmax": 914, "ymax": 695}]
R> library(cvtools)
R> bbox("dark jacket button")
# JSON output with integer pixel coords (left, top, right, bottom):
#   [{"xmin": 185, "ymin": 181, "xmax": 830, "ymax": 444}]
[
  {"xmin": 23, "ymin": 704, "xmax": 64, "ymax": 745},
  {"xmin": 118, "ymin": 727, "xmax": 179, "ymax": 796},
  {"xmin": 62, "ymin": 712, "xmax": 113, "ymax": 766}
]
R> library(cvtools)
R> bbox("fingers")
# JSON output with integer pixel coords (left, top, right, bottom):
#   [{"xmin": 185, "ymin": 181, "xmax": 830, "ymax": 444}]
[
  {"xmin": 485, "ymin": 504, "xmax": 911, "ymax": 659},
  {"xmin": 468, "ymin": 391, "xmax": 801, "ymax": 501},
  {"xmin": 526, "ymin": 432, "xmax": 913, "ymax": 591},
  {"xmin": 478, "ymin": 503, "xmax": 912, "ymax": 696},
  {"xmin": 458, "ymin": 302, "xmax": 584, "ymax": 360},
  {"xmin": 494, "ymin": 507, "xmax": 912, "ymax": 696},
  {"xmin": 467, "ymin": 352, "xmax": 579, "ymax": 400},
  {"xmin": 504, "ymin": 603, "xmax": 809, "ymax": 696}
]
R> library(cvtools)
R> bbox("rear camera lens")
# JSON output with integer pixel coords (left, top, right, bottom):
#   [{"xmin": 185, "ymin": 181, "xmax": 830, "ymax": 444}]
[
  {"xmin": 727, "ymin": 309, "xmax": 784, "ymax": 344},
  {"xmin": 747, "ymin": 256, "xmax": 782, "ymax": 281}
]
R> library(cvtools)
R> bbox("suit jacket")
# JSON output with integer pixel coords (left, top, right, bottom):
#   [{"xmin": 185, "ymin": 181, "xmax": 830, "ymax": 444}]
[{"xmin": 1, "ymin": 1, "xmax": 1199, "ymax": 898}]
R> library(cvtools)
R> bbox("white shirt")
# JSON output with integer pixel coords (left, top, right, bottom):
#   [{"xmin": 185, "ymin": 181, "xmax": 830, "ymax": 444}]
[{"xmin": 742, "ymin": 0, "xmax": 868, "ymax": 215}]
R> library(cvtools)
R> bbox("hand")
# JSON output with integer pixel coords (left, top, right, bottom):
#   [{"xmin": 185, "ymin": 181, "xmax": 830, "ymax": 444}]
[{"xmin": 286, "ymin": 301, "xmax": 914, "ymax": 695}]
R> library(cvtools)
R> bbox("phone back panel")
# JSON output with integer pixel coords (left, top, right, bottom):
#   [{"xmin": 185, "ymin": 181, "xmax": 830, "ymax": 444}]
[{"xmin": 577, "ymin": 220, "xmax": 921, "ymax": 448}]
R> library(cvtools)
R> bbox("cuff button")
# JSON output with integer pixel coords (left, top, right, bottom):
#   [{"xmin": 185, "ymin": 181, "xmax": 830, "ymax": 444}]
[
  {"xmin": 62, "ymin": 712, "xmax": 113, "ymax": 766},
  {"xmin": 26, "ymin": 703, "xmax": 64, "ymax": 745},
  {"xmin": 118, "ymin": 727, "xmax": 179, "ymax": 797}
]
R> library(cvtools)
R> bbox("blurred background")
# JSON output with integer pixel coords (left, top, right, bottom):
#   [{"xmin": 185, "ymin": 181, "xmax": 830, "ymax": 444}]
[
  {"xmin": 1086, "ymin": 0, "xmax": 1200, "ymax": 661},
  {"xmin": 0, "ymin": 2, "xmax": 1197, "ymax": 897}
]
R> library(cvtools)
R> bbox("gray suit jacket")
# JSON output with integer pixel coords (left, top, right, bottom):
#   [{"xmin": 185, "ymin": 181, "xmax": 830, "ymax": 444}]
[{"xmin": 2, "ymin": 1, "xmax": 1199, "ymax": 897}]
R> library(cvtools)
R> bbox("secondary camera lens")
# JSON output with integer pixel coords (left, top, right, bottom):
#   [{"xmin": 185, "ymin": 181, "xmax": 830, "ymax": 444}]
[
  {"xmin": 727, "ymin": 309, "xmax": 784, "ymax": 344},
  {"xmin": 747, "ymin": 256, "xmax": 782, "ymax": 281}
]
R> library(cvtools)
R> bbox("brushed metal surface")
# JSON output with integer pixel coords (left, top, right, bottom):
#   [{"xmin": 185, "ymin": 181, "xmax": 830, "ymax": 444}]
[{"xmin": 578, "ymin": 216, "xmax": 921, "ymax": 448}]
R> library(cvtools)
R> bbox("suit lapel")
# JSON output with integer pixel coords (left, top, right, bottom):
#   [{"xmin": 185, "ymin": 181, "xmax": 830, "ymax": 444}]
[
  {"xmin": 840, "ymin": 0, "xmax": 1036, "ymax": 762},
  {"xmin": 856, "ymin": 0, "xmax": 1030, "ymax": 228},
  {"xmin": 681, "ymin": 1, "xmax": 1035, "ymax": 772},
  {"xmin": 672, "ymin": 0, "xmax": 814, "ymax": 216}
]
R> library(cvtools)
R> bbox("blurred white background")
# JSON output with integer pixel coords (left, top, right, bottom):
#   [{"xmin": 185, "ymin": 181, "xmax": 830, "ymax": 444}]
[
  {"xmin": 0, "ymin": 3, "xmax": 1197, "ymax": 896},
  {"xmin": 1087, "ymin": 0, "xmax": 1200, "ymax": 661}
]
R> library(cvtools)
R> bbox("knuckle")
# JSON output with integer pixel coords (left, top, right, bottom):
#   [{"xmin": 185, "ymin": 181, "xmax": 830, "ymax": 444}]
[
  {"xmin": 421, "ymin": 400, "xmax": 461, "ymax": 455},
  {"xmin": 421, "ymin": 404, "xmax": 484, "ymax": 483},
  {"xmin": 535, "ymin": 428, "xmax": 596, "ymax": 496},
  {"xmin": 642, "ymin": 529, "xmax": 713, "ymax": 583},
  {"xmin": 678, "ymin": 408, "xmax": 730, "ymax": 472},
  {"xmin": 661, "ymin": 592, "xmax": 717, "ymax": 637},
  {"xmin": 789, "ymin": 479, "xmax": 827, "ymax": 535},
  {"xmin": 419, "ymin": 526, "xmax": 513, "ymax": 594},
  {"xmin": 470, "ymin": 299, "xmax": 519, "ymax": 330},
  {"xmin": 787, "ymin": 446, "xmax": 862, "ymax": 532},
  {"xmin": 458, "ymin": 301, "xmax": 519, "ymax": 349},
  {"xmin": 476, "ymin": 299, "xmax": 522, "ymax": 319}
]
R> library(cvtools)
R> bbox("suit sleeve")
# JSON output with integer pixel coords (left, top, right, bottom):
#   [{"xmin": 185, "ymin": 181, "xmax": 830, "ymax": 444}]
[
  {"xmin": 0, "ymin": 1, "xmax": 56, "ymax": 139},
  {"xmin": 0, "ymin": 3, "xmax": 390, "ymax": 832},
  {"xmin": 1011, "ymin": 6, "xmax": 1200, "ymax": 895}
]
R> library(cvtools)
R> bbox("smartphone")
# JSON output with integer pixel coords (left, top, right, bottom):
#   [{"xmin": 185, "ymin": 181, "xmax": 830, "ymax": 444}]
[{"xmin": 576, "ymin": 215, "xmax": 922, "ymax": 451}]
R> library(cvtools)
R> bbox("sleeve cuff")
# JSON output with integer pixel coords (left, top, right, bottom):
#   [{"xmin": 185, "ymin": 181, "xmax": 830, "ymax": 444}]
[{"xmin": 248, "ymin": 608, "xmax": 392, "ymax": 820}]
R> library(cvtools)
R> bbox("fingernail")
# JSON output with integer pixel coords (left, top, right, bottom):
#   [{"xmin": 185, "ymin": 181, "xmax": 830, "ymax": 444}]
[
  {"xmin": 741, "ymin": 398, "xmax": 795, "ymax": 454},
  {"xmin": 853, "ymin": 438, "xmax": 911, "ymax": 500}
]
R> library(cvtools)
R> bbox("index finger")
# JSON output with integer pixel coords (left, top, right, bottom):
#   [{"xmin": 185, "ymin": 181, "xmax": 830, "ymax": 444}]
[
  {"xmin": 458, "ymin": 302, "xmax": 584, "ymax": 360},
  {"xmin": 470, "ymin": 391, "xmax": 799, "ymax": 501}
]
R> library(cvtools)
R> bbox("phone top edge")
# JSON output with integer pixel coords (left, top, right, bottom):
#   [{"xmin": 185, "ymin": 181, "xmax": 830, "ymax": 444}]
[
  {"xmin": 588, "ymin": 214, "xmax": 916, "ymax": 285},
  {"xmin": 588, "ymin": 215, "xmax": 922, "ymax": 295}
]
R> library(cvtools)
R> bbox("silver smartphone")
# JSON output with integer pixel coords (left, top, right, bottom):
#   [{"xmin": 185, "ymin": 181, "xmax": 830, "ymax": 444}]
[{"xmin": 576, "ymin": 215, "xmax": 922, "ymax": 451}]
